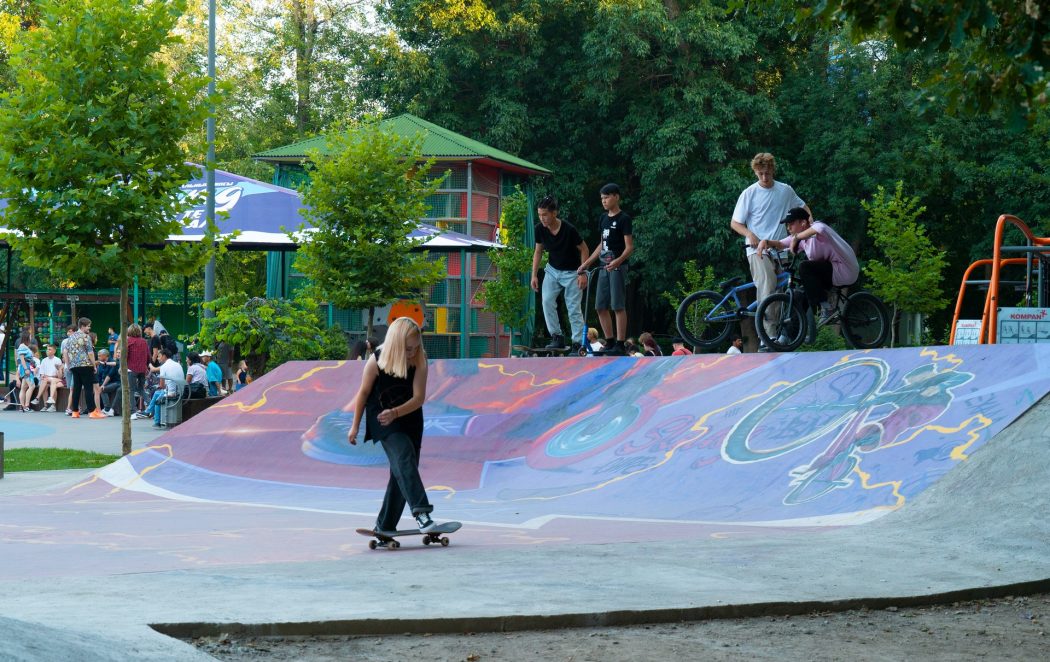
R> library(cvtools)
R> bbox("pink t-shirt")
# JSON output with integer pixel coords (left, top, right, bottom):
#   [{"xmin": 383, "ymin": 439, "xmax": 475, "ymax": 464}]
[{"xmin": 796, "ymin": 222, "xmax": 859, "ymax": 286}]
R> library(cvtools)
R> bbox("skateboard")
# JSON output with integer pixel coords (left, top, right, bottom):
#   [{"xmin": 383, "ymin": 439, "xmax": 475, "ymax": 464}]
[
  {"xmin": 512, "ymin": 344, "xmax": 570, "ymax": 358},
  {"xmin": 356, "ymin": 521, "xmax": 462, "ymax": 549}
]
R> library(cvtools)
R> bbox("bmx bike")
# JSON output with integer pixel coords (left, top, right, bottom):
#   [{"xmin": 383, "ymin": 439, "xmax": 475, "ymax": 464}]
[
  {"xmin": 754, "ymin": 255, "xmax": 890, "ymax": 352},
  {"xmin": 675, "ymin": 250, "xmax": 792, "ymax": 349}
]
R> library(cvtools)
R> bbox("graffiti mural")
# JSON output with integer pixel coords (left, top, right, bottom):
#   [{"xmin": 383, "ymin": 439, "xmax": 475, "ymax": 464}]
[{"xmin": 89, "ymin": 345, "xmax": 1050, "ymax": 531}]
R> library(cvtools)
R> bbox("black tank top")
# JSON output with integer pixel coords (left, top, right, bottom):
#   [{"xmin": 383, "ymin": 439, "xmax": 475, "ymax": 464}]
[{"xmin": 364, "ymin": 349, "xmax": 424, "ymax": 443}]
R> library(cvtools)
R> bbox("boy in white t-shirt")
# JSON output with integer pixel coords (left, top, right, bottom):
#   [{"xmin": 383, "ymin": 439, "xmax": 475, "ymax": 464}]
[
  {"xmin": 36, "ymin": 344, "xmax": 64, "ymax": 411},
  {"xmin": 730, "ymin": 153, "xmax": 812, "ymax": 346}
]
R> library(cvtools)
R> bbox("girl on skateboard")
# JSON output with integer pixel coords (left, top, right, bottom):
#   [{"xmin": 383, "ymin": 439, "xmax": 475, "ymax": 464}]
[{"xmin": 347, "ymin": 317, "xmax": 438, "ymax": 534}]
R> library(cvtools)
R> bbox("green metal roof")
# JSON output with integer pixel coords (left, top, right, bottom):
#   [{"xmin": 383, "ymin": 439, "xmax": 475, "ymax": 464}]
[{"xmin": 252, "ymin": 113, "xmax": 551, "ymax": 175}]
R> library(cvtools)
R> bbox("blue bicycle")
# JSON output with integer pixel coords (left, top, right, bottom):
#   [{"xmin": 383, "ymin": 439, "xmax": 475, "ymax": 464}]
[{"xmin": 675, "ymin": 252, "xmax": 791, "ymax": 348}]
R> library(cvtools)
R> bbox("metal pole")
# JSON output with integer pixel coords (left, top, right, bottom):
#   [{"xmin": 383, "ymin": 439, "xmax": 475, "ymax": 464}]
[
  {"xmin": 203, "ymin": 0, "xmax": 217, "ymax": 318},
  {"xmin": 1, "ymin": 430, "xmax": 4, "ymax": 479}
]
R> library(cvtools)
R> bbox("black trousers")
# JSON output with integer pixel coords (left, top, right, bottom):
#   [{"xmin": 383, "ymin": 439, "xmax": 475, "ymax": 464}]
[
  {"xmin": 70, "ymin": 366, "xmax": 97, "ymax": 413},
  {"xmin": 375, "ymin": 432, "xmax": 433, "ymax": 532},
  {"xmin": 799, "ymin": 260, "xmax": 834, "ymax": 309}
]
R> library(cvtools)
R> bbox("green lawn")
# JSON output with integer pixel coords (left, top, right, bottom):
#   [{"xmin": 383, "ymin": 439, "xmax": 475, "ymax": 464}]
[{"xmin": 2, "ymin": 448, "xmax": 121, "ymax": 472}]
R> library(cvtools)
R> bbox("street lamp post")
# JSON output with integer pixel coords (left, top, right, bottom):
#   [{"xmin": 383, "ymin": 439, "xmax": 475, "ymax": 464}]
[{"xmin": 203, "ymin": 0, "xmax": 217, "ymax": 318}]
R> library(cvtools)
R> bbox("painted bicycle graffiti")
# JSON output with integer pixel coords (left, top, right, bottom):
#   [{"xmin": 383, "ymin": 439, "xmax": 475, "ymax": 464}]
[{"xmin": 722, "ymin": 357, "xmax": 977, "ymax": 505}]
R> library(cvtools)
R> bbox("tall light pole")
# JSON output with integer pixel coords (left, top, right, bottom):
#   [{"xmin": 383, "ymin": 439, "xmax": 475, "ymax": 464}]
[{"xmin": 203, "ymin": 0, "xmax": 217, "ymax": 318}]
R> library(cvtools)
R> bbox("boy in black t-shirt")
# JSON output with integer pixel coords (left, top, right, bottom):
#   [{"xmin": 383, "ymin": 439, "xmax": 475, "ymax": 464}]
[
  {"xmin": 578, "ymin": 183, "xmax": 634, "ymax": 355},
  {"xmin": 530, "ymin": 195, "xmax": 589, "ymax": 350}
]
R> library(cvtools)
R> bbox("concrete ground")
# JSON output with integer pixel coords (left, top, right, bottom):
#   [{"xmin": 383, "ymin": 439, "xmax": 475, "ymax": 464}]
[
  {"xmin": 0, "ymin": 393, "xmax": 1047, "ymax": 660},
  {"xmin": 1, "ymin": 406, "xmax": 167, "ymax": 455}
]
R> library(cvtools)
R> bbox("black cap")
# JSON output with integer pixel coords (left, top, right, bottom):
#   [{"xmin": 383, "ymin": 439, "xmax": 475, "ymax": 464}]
[
  {"xmin": 780, "ymin": 207, "xmax": 809, "ymax": 224},
  {"xmin": 672, "ymin": 336, "xmax": 685, "ymax": 344}
]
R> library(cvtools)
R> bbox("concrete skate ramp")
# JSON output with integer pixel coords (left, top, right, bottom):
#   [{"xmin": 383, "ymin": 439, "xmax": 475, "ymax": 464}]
[
  {"xmin": 4, "ymin": 344, "xmax": 1050, "ymax": 581},
  {"xmin": 92, "ymin": 345, "xmax": 1050, "ymax": 529}
]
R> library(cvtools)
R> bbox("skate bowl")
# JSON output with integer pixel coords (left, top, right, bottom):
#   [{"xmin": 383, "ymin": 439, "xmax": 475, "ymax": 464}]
[{"xmin": 2, "ymin": 344, "xmax": 1049, "ymax": 658}]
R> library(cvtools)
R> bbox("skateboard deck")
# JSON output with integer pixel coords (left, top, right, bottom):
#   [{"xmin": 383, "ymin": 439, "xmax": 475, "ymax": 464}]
[
  {"xmin": 513, "ymin": 344, "xmax": 569, "ymax": 357},
  {"xmin": 356, "ymin": 521, "xmax": 462, "ymax": 549}
]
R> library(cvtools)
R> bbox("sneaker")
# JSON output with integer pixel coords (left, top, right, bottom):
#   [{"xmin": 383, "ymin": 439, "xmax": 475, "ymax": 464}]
[
  {"xmin": 43, "ymin": 405, "xmax": 56, "ymax": 413},
  {"xmin": 569, "ymin": 342, "xmax": 582, "ymax": 356},
  {"xmin": 415, "ymin": 512, "xmax": 437, "ymax": 533},
  {"xmin": 757, "ymin": 343, "xmax": 771, "ymax": 353},
  {"xmin": 46, "ymin": 398, "xmax": 54, "ymax": 405},
  {"xmin": 604, "ymin": 340, "xmax": 626, "ymax": 356},
  {"xmin": 817, "ymin": 304, "xmax": 838, "ymax": 326},
  {"xmin": 132, "ymin": 411, "xmax": 150, "ymax": 420},
  {"xmin": 65, "ymin": 409, "xmax": 73, "ymax": 416},
  {"xmin": 775, "ymin": 333, "xmax": 791, "ymax": 346},
  {"xmin": 30, "ymin": 398, "xmax": 39, "ymax": 405},
  {"xmin": 544, "ymin": 334, "xmax": 565, "ymax": 350},
  {"xmin": 103, "ymin": 408, "xmax": 115, "ymax": 417},
  {"xmin": 151, "ymin": 423, "xmax": 166, "ymax": 430},
  {"xmin": 70, "ymin": 411, "xmax": 80, "ymax": 419}
]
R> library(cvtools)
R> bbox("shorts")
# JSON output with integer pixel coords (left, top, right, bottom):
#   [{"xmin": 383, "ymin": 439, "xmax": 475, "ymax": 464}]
[{"xmin": 595, "ymin": 262, "xmax": 628, "ymax": 311}]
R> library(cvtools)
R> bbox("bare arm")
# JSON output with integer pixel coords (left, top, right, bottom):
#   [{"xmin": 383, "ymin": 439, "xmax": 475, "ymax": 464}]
[
  {"xmin": 578, "ymin": 244, "xmax": 601, "ymax": 273},
  {"xmin": 731, "ymin": 220, "xmax": 759, "ymax": 248},
  {"xmin": 530, "ymin": 244, "xmax": 544, "ymax": 292},
  {"xmin": 347, "ymin": 356, "xmax": 379, "ymax": 445},
  {"xmin": 608, "ymin": 235, "xmax": 634, "ymax": 270},
  {"xmin": 576, "ymin": 241, "xmax": 590, "ymax": 288}
]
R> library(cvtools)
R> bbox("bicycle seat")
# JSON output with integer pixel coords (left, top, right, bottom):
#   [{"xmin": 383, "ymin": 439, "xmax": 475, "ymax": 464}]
[{"xmin": 718, "ymin": 276, "xmax": 744, "ymax": 290}]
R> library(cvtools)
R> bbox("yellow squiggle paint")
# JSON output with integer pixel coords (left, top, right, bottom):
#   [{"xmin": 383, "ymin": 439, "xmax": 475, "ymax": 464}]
[
  {"xmin": 477, "ymin": 362, "xmax": 566, "ymax": 387},
  {"xmin": 919, "ymin": 347, "xmax": 964, "ymax": 369},
  {"xmin": 852, "ymin": 463, "xmax": 906, "ymax": 509},
  {"xmin": 216, "ymin": 362, "xmax": 347, "ymax": 413},
  {"xmin": 66, "ymin": 444, "xmax": 176, "ymax": 498}
]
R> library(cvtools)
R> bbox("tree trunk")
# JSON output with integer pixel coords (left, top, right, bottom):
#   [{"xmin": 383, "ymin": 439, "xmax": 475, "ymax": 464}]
[
  {"xmin": 120, "ymin": 284, "xmax": 132, "ymax": 456},
  {"xmin": 367, "ymin": 305, "xmax": 375, "ymax": 341},
  {"xmin": 291, "ymin": 0, "xmax": 319, "ymax": 136}
]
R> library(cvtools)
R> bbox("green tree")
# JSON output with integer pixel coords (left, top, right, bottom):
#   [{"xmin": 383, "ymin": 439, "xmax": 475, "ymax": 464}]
[
  {"xmin": 479, "ymin": 189, "xmax": 532, "ymax": 353},
  {"xmin": 810, "ymin": 0, "xmax": 1050, "ymax": 122},
  {"xmin": 293, "ymin": 118, "xmax": 447, "ymax": 339},
  {"xmin": 199, "ymin": 294, "xmax": 345, "ymax": 378},
  {"xmin": 0, "ymin": 0, "xmax": 218, "ymax": 455},
  {"xmin": 862, "ymin": 182, "xmax": 948, "ymax": 347}
]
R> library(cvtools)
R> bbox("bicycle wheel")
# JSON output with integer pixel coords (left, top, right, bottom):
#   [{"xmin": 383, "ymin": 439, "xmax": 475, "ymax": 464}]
[
  {"xmin": 755, "ymin": 292, "xmax": 807, "ymax": 352},
  {"xmin": 841, "ymin": 291, "xmax": 890, "ymax": 349},
  {"xmin": 676, "ymin": 290, "xmax": 736, "ymax": 348}
]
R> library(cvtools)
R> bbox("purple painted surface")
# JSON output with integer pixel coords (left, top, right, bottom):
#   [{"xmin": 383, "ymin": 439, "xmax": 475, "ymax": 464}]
[{"xmin": 2, "ymin": 345, "xmax": 1048, "ymax": 577}]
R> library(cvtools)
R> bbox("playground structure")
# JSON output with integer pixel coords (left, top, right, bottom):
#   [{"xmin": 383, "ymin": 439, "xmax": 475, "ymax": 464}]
[
  {"xmin": 255, "ymin": 114, "xmax": 552, "ymax": 359},
  {"xmin": 951, "ymin": 214, "xmax": 1050, "ymax": 344}
]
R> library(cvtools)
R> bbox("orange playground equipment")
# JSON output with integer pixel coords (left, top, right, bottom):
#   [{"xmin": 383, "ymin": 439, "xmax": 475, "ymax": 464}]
[{"xmin": 950, "ymin": 214, "xmax": 1050, "ymax": 344}]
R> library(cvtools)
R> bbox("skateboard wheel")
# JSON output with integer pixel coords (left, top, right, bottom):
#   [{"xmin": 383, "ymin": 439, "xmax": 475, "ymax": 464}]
[
  {"xmin": 423, "ymin": 537, "xmax": 431, "ymax": 546},
  {"xmin": 440, "ymin": 537, "xmax": 450, "ymax": 546},
  {"xmin": 368, "ymin": 540, "xmax": 377, "ymax": 550},
  {"xmin": 390, "ymin": 540, "xmax": 400, "ymax": 549}
]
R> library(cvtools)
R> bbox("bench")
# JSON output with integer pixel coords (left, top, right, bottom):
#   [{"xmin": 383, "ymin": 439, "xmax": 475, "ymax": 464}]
[{"xmin": 182, "ymin": 395, "xmax": 224, "ymax": 421}]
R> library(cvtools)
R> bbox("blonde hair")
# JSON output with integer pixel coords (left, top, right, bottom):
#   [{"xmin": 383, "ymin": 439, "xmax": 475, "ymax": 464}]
[
  {"xmin": 750, "ymin": 152, "xmax": 775, "ymax": 171},
  {"xmin": 378, "ymin": 317, "xmax": 423, "ymax": 379},
  {"xmin": 587, "ymin": 327, "xmax": 599, "ymax": 342}
]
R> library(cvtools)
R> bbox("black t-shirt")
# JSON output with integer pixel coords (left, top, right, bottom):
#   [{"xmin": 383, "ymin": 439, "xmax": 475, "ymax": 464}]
[
  {"xmin": 535, "ymin": 220, "xmax": 584, "ymax": 271},
  {"xmin": 599, "ymin": 211, "xmax": 632, "ymax": 261}
]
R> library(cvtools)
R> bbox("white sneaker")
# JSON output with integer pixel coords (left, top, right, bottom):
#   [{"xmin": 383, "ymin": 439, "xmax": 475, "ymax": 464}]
[
  {"xmin": 43, "ymin": 405, "xmax": 56, "ymax": 413},
  {"xmin": 30, "ymin": 398, "xmax": 39, "ymax": 405},
  {"xmin": 414, "ymin": 512, "xmax": 437, "ymax": 533},
  {"xmin": 104, "ymin": 409, "xmax": 115, "ymax": 417},
  {"xmin": 46, "ymin": 398, "xmax": 55, "ymax": 405},
  {"xmin": 132, "ymin": 411, "xmax": 149, "ymax": 420}
]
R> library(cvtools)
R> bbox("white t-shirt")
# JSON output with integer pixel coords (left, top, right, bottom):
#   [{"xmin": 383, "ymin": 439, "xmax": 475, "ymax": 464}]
[
  {"xmin": 39, "ymin": 356, "xmax": 63, "ymax": 377},
  {"xmin": 159, "ymin": 359, "xmax": 184, "ymax": 396},
  {"xmin": 186, "ymin": 363, "xmax": 207, "ymax": 386},
  {"xmin": 732, "ymin": 181, "xmax": 805, "ymax": 256},
  {"xmin": 726, "ymin": 345, "xmax": 743, "ymax": 355}
]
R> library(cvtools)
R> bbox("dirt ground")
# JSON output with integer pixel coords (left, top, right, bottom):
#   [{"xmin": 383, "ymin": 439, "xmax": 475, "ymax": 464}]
[{"xmin": 191, "ymin": 592, "xmax": 1047, "ymax": 661}]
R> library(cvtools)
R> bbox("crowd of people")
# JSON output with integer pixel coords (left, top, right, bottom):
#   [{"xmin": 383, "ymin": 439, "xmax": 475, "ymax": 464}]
[{"xmin": 2, "ymin": 316, "xmax": 249, "ymax": 429}]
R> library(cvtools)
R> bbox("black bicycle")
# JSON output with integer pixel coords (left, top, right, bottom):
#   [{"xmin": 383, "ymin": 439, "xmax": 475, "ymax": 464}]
[{"xmin": 754, "ymin": 256, "xmax": 890, "ymax": 352}]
